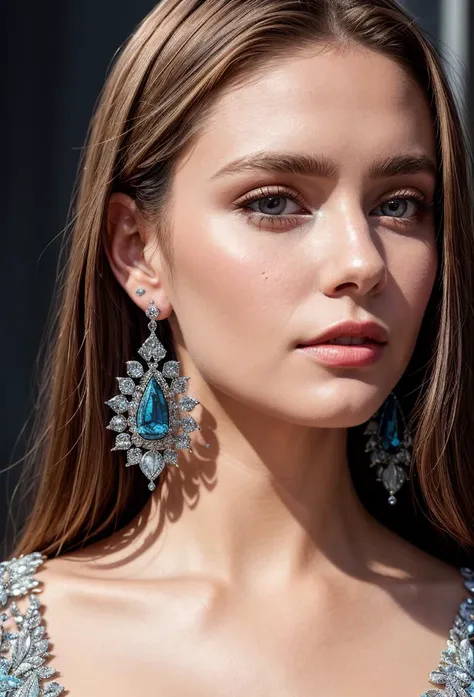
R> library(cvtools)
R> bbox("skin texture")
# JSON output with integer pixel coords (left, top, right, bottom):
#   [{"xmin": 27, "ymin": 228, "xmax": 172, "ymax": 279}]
[{"xmin": 33, "ymin": 45, "xmax": 467, "ymax": 696}]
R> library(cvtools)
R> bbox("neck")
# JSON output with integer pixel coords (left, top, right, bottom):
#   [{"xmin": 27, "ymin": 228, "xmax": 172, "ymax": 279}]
[{"xmin": 103, "ymin": 382, "xmax": 385, "ymax": 591}]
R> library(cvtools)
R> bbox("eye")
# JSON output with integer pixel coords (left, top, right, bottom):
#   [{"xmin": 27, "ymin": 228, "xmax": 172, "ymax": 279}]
[
  {"xmin": 232, "ymin": 186, "xmax": 310, "ymax": 230},
  {"xmin": 372, "ymin": 197, "xmax": 420, "ymax": 219},
  {"xmin": 246, "ymin": 195, "xmax": 302, "ymax": 216}
]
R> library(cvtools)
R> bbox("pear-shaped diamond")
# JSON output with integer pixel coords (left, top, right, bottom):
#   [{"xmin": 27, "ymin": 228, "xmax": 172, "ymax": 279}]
[
  {"xmin": 181, "ymin": 416, "xmax": 199, "ymax": 433},
  {"xmin": 140, "ymin": 451, "xmax": 165, "ymax": 480},
  {"xmin": 106, "ymin": 415, "xmax": 127, "ymax": 432},
  {"xmin": 381, "ymin": 463, "xmax": 406, "ymax": 494},
  {"xmin": 112, "ymin": 434, "xmax": 131, "ymax": 451},
  {"xmin": 162, "ymin": 361, "xmax": 180, "ymax": 378},
  {"xmin": 175, "ymin": 434, "xmax": 191, "ymax": 450},
  {"xmin": 171, "ymin": 377, "xmax": 189, "ymax": 395},
  {"xmin": 126, "ymin": 448, "xmax": 142, "ymax": 466},
  {"xmin": 126, "ymin": 361, "xmax": 144, "ymax": 379},
  {"xmin": 179, "ymin": 396, "xmax": 199, "ymax": 412},
  {"xmin": 105, "ymin": 395, "xmax": 129, "ymax": 414},
  {"xmin": 117, "ymin": 377, "xmax": 135, "ymax": 395},
  {"xmin": 164, "ymin": 450, "xmax": 179, "ymax": 466}
]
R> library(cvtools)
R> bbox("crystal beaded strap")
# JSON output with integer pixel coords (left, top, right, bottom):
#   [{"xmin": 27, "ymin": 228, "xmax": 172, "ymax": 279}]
[
  {"xmin": 0, "ymin": 553, "xmax": 63, "ymax": 696},
  {"xmin": 422, "ymin": 567, "xmax": 474, "ymax": 696}
]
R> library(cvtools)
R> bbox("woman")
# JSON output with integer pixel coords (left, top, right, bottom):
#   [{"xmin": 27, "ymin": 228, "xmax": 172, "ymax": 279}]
[{"xmin": 2, "ymin": 0, "xmax": 474, "ymax": 694}]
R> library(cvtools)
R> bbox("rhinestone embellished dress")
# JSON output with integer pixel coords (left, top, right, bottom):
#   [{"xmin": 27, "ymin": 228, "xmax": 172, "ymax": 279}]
[{"xmin": 1, "ymin": 553, "xmax": 474, "ymax": 696}]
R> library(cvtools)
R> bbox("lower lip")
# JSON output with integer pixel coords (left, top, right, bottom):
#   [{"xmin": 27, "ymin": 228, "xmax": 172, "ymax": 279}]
[{"xmin": 297, "ymin": 342, "xmax": 385, "ymax": 367}]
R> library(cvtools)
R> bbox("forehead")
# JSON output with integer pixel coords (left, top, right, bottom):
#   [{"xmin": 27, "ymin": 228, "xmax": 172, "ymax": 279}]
[{"xmin": 188, "ymin": 45, "xmax": 436, "ymax": 175}]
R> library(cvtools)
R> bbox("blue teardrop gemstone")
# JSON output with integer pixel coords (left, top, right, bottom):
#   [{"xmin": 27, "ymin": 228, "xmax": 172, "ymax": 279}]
[
  {"xmin": 137, "ymin": 378, "xmax": 169, "ymax": 440},
  {"xmin": 379, "ymin": 395, "xmax": 400, "ymax": 452}
]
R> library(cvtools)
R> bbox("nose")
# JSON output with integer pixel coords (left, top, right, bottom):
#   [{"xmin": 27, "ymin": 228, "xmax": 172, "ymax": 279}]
[{"xmin": 317, "ymin": 197, "xmax": 387, "ymax": 298}]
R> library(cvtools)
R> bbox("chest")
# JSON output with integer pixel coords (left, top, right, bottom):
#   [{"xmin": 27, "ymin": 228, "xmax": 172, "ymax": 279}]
[{"xmin": 41, "ymin": 586, "xmax": 450, "ymax": 697}]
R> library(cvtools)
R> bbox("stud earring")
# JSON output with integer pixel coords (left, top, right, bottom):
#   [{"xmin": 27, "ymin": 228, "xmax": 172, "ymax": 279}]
[
  {"xmin": 105, "ymin": 299, "xmax": 200, "ymax": 490},
  {"xmin": 135, "ymin": 288, "xmax": 146, "ymax": 296},
  {"xmin": 363, "ymin": 392, "xmax": 412, "ymax": 505}
]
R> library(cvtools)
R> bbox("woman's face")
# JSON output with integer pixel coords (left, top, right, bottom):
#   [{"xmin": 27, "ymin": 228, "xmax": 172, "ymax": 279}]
[{"xmin": 157, "ymin": 45, "xmax": 438, "ymax": 427}]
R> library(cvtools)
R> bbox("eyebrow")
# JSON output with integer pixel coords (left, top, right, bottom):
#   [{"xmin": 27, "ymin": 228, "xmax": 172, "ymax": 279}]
[{"xmin": 211, "ymin": 151, "xmax": 438, "ymax": 181}]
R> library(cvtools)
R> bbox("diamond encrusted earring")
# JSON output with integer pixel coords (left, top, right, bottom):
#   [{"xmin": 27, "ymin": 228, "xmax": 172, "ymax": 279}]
[
  {"xmin": 363, "ymin": 392, "xmax": 412, "ymax": 505},
  {"xmin": 105, "ymin": 299, "xmax": 200, "ymax": 490}
]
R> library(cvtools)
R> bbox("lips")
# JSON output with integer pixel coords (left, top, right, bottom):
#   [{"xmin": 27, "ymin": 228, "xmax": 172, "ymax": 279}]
[
  {"xmin": 298, "ymin": 320, "xmax": 389, "ymax": 347},
  {"xmin": 324, "ymin": 337, "xmax": 377, "ymax": 345}
]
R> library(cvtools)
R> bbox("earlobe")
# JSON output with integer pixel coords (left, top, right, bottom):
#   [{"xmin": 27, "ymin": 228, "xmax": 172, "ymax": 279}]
[{"xmin": 105, "ymin": 192, "xmax": 173, "ymax": 318}]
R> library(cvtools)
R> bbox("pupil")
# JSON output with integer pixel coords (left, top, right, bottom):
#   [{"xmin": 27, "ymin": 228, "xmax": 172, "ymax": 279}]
[
  {"xmin": 260, "ymin": 196, "xmax": 285, "ymax": 214},
  {"xmin": 382, "ymin": 198, "xmax": 408, "ymax": 217},
  {"xmin": 384, "ymin": 199, "xmax": 408, "ymax": 216}
]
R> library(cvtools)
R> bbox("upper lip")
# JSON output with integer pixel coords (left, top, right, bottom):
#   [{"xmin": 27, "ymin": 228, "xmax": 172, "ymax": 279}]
[{"xmin": 299, "ymin": 320, "xmax": 389, "ymax": 346}]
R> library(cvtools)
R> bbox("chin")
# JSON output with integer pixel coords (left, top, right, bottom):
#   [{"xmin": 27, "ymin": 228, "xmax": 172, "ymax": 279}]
[{"xmin": 274, "ymin": 382, "xmax": 389, "ymax": 429}]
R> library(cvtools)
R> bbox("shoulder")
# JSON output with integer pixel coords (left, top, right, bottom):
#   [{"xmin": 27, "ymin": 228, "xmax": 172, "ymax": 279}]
[{"xmin": 0, "ymin": 551, "xmax": 64, "ymax": 696}]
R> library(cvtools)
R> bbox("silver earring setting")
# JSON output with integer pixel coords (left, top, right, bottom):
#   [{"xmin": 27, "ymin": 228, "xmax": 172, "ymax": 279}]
[
  {"xmin": 364, "ymin": 392, "xmax": 412, "ymax": 505},
  {"xmin": 105, "ymin": 299, "xmax": 200, "ymax": 490}
]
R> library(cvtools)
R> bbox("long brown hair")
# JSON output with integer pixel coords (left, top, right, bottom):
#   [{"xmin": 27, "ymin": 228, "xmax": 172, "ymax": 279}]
[{"xmin": 9, "ymin": 0, "xmax": 474, "ymax": 559}]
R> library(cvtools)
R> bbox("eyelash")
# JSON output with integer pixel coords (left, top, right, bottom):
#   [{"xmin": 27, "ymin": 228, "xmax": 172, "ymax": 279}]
[{"xmin": 233, "ymin": 185, "xmax": 434, "ymax": 231}]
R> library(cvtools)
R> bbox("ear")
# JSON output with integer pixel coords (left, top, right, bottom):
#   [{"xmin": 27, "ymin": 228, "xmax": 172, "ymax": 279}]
[{"xmin": 105, "ymin": 192, "xmax": 173, "ymax": 318}]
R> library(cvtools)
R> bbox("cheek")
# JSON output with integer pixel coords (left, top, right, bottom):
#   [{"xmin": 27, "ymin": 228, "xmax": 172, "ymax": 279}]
[
  {"xmin": 166, "ymin": 211, "xmax": 304, "ymax": 390},
  {"xmin": 394, "ymin": 238, "xmax": 437, "ymax": 316},
  {"xmin": 387, "ymin": 234, "xmax": 438, "ymax": 373}
]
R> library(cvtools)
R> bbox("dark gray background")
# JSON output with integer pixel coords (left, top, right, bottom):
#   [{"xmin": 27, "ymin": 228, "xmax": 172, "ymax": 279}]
[{"xmin": 2, "ymin": 1, "xmax": 472, "ymax": 554}]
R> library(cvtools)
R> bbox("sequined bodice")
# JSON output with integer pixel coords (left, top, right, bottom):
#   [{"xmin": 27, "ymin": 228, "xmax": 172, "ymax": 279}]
[{"xmin": 1, "ymin": 553, "xmax": 474, "ymax": 696}]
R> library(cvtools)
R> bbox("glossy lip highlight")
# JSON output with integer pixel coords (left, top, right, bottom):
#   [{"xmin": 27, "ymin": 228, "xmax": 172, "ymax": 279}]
[{"xmin": 297, "ymin": 342, "xmax": 385, "ymax": 367}]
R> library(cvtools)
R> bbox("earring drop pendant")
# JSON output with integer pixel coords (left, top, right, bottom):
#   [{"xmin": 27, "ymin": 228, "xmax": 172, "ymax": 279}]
[
  {"xmin": 105, "ymin": 299, "xmax": 200, "ymax": 490},
  {"xmin": 364, "ymin": 392, "xmax": 412, "ymax": 505}
]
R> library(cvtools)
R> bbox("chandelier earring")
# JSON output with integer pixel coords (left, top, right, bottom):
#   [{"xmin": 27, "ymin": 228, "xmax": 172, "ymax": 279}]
[
  {"xmin": 363, "ymin": 391, "xmax": 412, "ymax": 505},
  {"xmin": 105, "ymin": 297, "xmax": 200, "ymax": 491}
]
